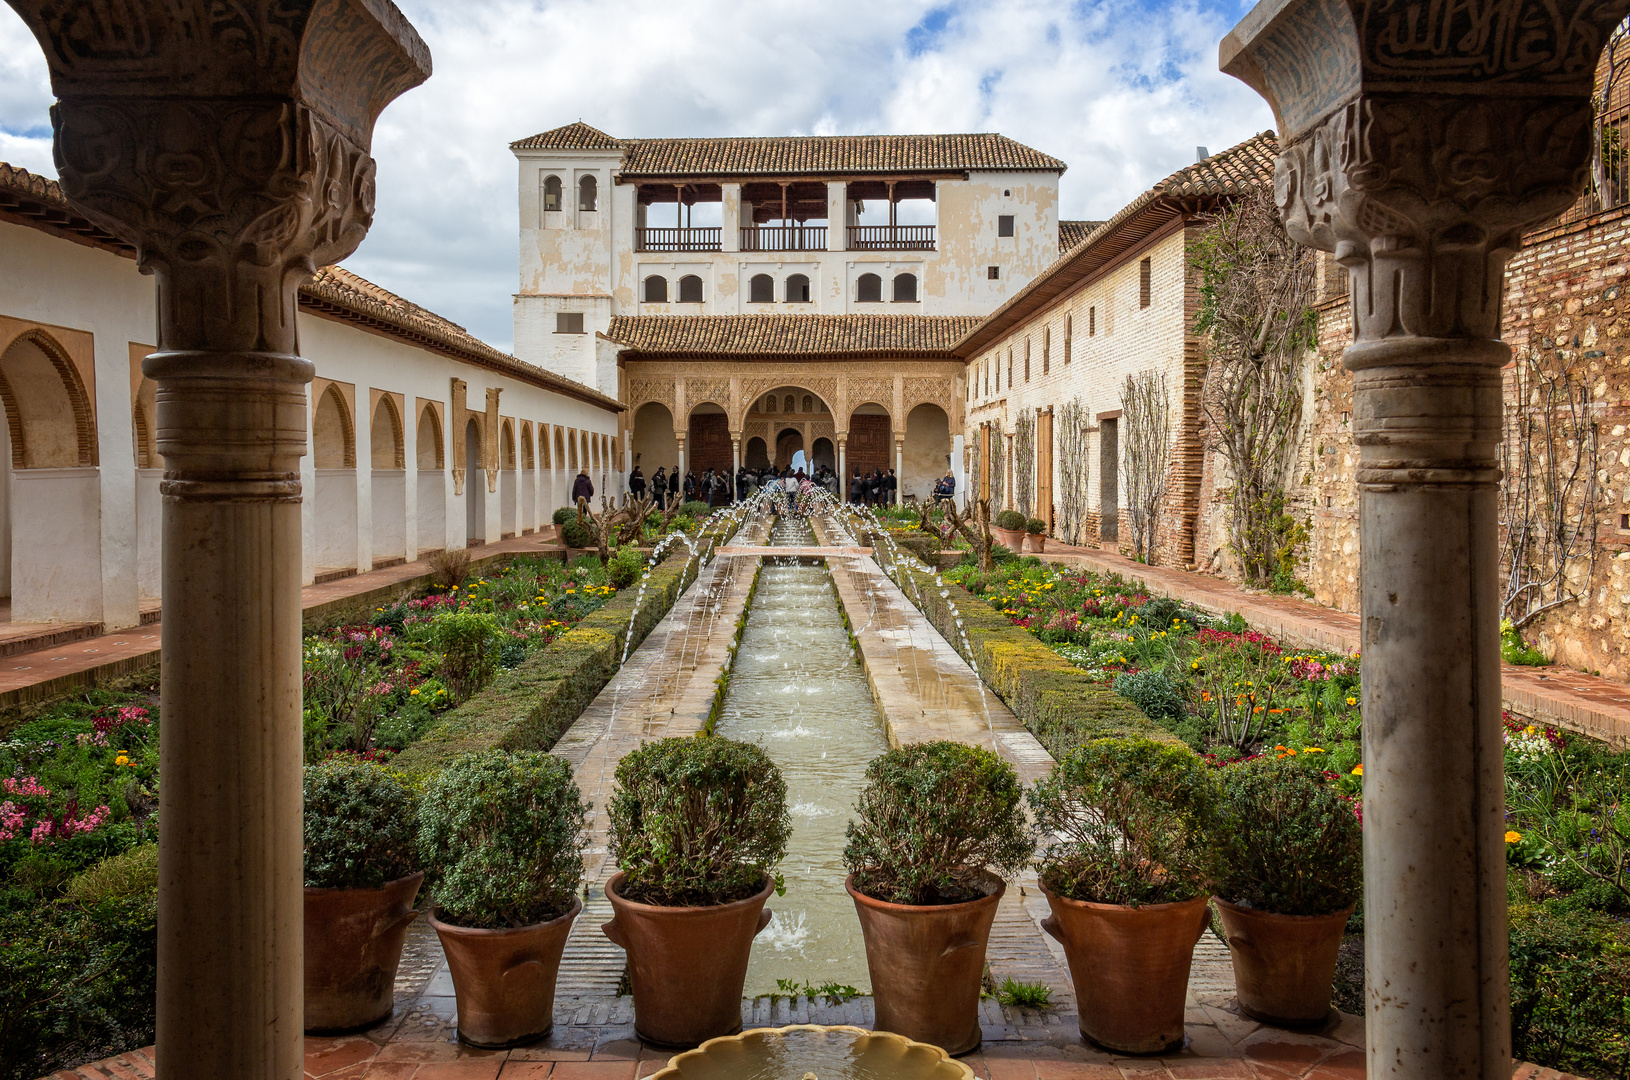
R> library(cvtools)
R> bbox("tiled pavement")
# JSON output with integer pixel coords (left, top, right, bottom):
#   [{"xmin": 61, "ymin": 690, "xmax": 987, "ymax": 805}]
[{"xmin": 1039, "ymin": 543, "xmax": 1630, "ymax": 746}]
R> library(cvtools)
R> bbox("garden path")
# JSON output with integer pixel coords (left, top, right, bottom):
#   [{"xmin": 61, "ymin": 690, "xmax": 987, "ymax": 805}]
[{"xmin": 1039, "ymin": 543, "xmax": 1630, "ymax": 747}]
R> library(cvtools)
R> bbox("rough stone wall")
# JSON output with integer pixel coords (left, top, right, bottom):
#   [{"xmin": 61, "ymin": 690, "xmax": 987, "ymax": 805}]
[{"xmin": 1293, "ymin": 211, "xmax": 1630, "ymax": 679}]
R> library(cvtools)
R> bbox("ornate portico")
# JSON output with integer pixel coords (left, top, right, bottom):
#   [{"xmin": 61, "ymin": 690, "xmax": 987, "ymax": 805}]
[{"xmin": 610, "ymin": 314, "xmax": 969, "ymax": 500}]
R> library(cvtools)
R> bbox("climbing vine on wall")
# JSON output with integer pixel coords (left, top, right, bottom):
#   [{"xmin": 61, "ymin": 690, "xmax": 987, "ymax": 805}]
[
  {"xmin": 1121, "ymin": 372, "xmax": 1172, "ymax": 564},
  {"xmin": 1055, "ymin": 398, "xmax": 1091, "ymax": 546},
  {"xmin": 1191, "ymin": 186, "xmax": 1317, "ymax": 586},
  {"xmin": 1013, "ymin": 412, "xmax": 1035, "ymax": 519},
  {"xmin": 1500, "ymin": 352, "xmax": 1602, "ymax": 630},
  {"xmin": 989, "ymin": 419, "xmax": 1004, "ymax": 509}
]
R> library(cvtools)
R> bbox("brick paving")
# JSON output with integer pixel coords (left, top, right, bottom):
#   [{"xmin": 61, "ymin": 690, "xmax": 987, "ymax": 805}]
[{"xmin": 1040, "ymin": 543, "xmax": 1630, "ymax": 746}]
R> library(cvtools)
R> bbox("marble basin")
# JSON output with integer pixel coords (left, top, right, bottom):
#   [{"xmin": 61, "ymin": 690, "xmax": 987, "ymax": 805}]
[{"xmin": 648, "ymin": 1024, "xmax": 975, "ymax": 1080}]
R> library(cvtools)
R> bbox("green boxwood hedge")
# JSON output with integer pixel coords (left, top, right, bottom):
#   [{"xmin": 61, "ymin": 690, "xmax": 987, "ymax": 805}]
[
  {"xmin": 392, "ymin": 517, "xmax": 740, "ymax": 777},
  {"xmin": 877, "ymin": 556, "xmax": 1178, "ymax": 759}
]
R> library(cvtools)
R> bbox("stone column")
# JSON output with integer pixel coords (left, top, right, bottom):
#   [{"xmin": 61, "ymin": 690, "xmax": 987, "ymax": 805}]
[
  {"xmin": 721, "ymin": 183, "xmax": 742, "ymax": 253},
  {"xmin": 837, "ymin": 435, "xmax": 847, "ymax": 500},
  {"xmin": 732, "ymin": 435, "xmax": 741, "ymax": 472},
  {"xmin": 894, "ymin": 436, "xmax": 905, "ymax": 505},
  {"xmin": 827, "ymin": 181, "xmax": 846, "ymax": 252},
  {"xmin": 5, "ymin": 7, "xmax": 430, "ymax": 1080},
  {"xmin": 1221, "ymin": 4, "xmax": 1627, "ymax": 1079}
]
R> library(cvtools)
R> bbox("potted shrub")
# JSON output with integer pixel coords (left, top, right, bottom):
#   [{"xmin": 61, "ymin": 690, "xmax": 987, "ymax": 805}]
[
  {"xmin": 1212, "ymin": 756, "xmax": 1362, "ymax": 1026},
  {"xmin": 303, "ymin": 759, "xmax": 422, "ymax": 1033},
  {"xmin": 603, "ymin": 736, "xmax": 791, "ymax": 1048},
  {"xmin": 993, "ymin": 510, "xmax": 1027, "ymax": 551},
  {"xmin": 843, "ymin": 741, "xmax": 1034, "ymax": 1055},
  {"xmin": 1024, "ymin": 517, "xmax": 1048, "ymax": 553},
  {"xmin": 418, "ymin": 750, "xmax": 588, "ymax": 1048},
  {"xmin": 1028, "ymin": 738, "xmax": 1220, "ymax": 1053}
]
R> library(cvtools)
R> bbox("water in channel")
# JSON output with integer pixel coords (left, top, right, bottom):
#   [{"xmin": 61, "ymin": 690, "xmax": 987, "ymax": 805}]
[{"xmin": 712, "ymin": 516, "xmax": 889, "ymax": 995}]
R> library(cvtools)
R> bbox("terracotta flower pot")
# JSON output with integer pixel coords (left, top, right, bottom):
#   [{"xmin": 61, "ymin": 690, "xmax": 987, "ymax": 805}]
[
  {"xmin": 1213, "ymin": 898, "xmax": 1354, "ymax": 1027},
  {"xmin": 993, "ymin": 526, "xmax": 1026, "ymax": 551},
  {"xmin": 602, "ymin": 872, "xmax": 774, "ymax": 1048},
  {"xmin": 303, "ymin": 871, "xmax": 424, "ymax": 1033},
  {"xmin": 1040, "ymin": 887, "xmax": 1209, "ymax": 1054},
  {"xmin": 428, "ymin": 896, "xmax": 582, "ymax": 1049},
  {"xmin": 846, "ymin": 873, "xmax": 1003, "ymax": 1057},
  {"xmin": 1024, "ymin": 533, "xmax": 1047, "ymax": 553}
]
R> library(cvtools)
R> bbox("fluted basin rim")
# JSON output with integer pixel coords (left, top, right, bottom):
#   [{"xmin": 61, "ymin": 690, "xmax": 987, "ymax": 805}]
[{"xmin": 648, "ymin": 1023, "xmax": 978, "ymax": 1079}]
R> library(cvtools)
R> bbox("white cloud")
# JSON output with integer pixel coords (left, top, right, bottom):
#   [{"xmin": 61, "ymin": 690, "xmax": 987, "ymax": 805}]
[{"xmin": 0, "ymin": 0, "xmax": 1273, "ymax": 352}]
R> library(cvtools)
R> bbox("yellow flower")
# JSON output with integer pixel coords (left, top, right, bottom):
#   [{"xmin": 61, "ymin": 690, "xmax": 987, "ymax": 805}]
[
  {"xmin": 1345, "ymin": 696, "xmax": 1357, "ymax": 706},
  {"xmin": 1505, "ymin": 830, "xmax": 1523, "ymax": 844},
  {"xmin": 410, "ymin": 688, "xmax": 420, "ymax": 696},
  {"xmin": 1351, "ymin": 764, "xmax": 1363, "ymax": 776},
  {"xmin": 1524, "ymin": 725, "xmax": 1537, "ymax": 734},
  {"xmin": 1303, "ymin": 747, "xmax": 1325, "ymax": 754},
  {"xmin": 115, "ymin": 754, "xmax": 129, "ymax": 766}
]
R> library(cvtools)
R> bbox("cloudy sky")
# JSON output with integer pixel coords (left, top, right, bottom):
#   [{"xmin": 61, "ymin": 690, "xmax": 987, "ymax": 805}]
[{"xmin": 0, "ymin": 0, "xmax": 1273, "ymax": 353}]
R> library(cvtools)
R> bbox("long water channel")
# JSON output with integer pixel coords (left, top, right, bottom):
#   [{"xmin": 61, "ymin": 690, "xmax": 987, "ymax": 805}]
[{"xmin": 711, "ymin": 515, "xmax": 890, "ymax": 996}]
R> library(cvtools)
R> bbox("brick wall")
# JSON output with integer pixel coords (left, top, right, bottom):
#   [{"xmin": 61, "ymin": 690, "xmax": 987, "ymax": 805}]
[{"xmin": 1296, "ymin": 210, "xmax": 1630, "ymax": 680}]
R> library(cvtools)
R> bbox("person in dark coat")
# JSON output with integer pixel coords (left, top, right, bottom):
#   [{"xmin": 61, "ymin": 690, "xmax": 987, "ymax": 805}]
[
  {"xmin": 851, "ymin": 467, "xmax": 863, "ymax": 504},
  {"xmin": 571, "ymin": 467, "xmax": 594, "ymax": 503},
  {"xmin": 683, "ymin": 471, "xmax": 698, "ymax": 502},
  {"xmin": 885, "ymin": 468, "xmax": 898, "ymax": 506},
  {"xmin": 736, "ymin": 466, "xmax": 750, "ymax": 502},
  {"xmin": 651, "ymin": 467, "xmax": 667, "ymax": 507},
  {"xmin": 628, "ymin": 465, "xmax": 645, "ymax": 499}
]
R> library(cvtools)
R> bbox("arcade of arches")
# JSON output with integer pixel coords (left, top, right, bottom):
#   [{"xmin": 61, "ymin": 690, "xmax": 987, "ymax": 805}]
[{"xmin": 623, "ymin": 363, "xmax": 962, "ymax": 500}]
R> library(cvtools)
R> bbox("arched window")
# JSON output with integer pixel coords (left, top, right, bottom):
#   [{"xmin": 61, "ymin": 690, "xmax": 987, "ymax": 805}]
[
  {"xmin": 313, "ymin": 385, "xmax": 354, "ymax": 469},
  {"xmin": 542, "ymin": 174, "xmax": 562, "ymax": 212},
  {"xmin": 856, "ymin": 273, "xmax": 882, "ymax": 302},
  {"xmin": 802, "ymin": 395, "xmax": 812, "ymax": 412},
  {"xmin": 892, "ymin": 272, "xmax": 918, "ymax": 303},
  {"xmin": 643, "ymin": 275, "xmax": 668, "ymax": 302},
  {"xmin": 764, "ymin": 395, "xmax": 776, "ymax": 412},
  {"xmin": 786, "ymin": 274, "xmax": 811, "ymax": 303},
  {"xmin": 678, "ymin": 274, "xmax": 704, "ymax": 303},
  {"xmin": 749, "ymin": 274, "xmax": 774, "ymax": 303},
  {"xmin": 416, "ymin": 405, "xmax": 443, "ymax": 469},
  {"xmin": 784, "ymin": 394, "xmax": 795, "ymax": 413},
  {"xmin": 579, "ymin": 174, "xmax": 597, "ymax": 211}
]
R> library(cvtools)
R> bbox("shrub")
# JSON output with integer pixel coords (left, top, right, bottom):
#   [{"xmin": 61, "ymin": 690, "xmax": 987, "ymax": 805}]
[
  {"xmin": 844, "ymin": 741, "xmax": 1033, "ymax": 905},
  {"xmin": 1113, "ymin": 668, "xmax": 1188, "ymax": 727},
  {"xmin": 1028, "ymin": 738, "xmax": 1218, "ymax": 906},
  {"xmin": 428, "ymin": 548, "xmax": 470, "ymax": 590},
  {"xmin": 430, "ymin": 609, "xmax": 505, "ymax": 702},
  {"xmin": 552, "ymin": 506, "xmax": 577, "ymax": 526},
  {"xmin": 64, "ymin": 843, "xmax": 159, "ymax": 905},
  {"xmin": 607, "ymin": 736, "xmax": 790, "ymax": 907},
  {"xmin": 1212, "ymin": 756, "xmax": 1361, "ymax": 915},
  {"xmin": 1025, "ymin": 517, "xmax": 1046, "ymax": 535},
  {"xmin": 416, "ymin": 750, "xmax": 587, "ymax": 928},
  {"xmin": 995, "ymin": 510, "xmax": 1027, "ymax": 531},
  {"xmin": 1133, "ymin": 596, "xmax": 1188, "ymax": 627},
  {"xmin": 0, "ymin": 895, "xmax": 158, "ymax": 1080},
  {"xmin": 1508, "ymin": 903, "xmax": 1630, "ymax": 1076},
  {"xmin": 303, "ymin": 759, "xmax": 418, "ymax": 890},
  {"xmin": 607, "ymin": 546, "xmax": 645, "ymax": 589},
  {"xmin": 1501, "ymin": 619, "xmax": 1549, "ymax": 666},
  {"xmin": 559, "ymin": 518, "xmax": 595, "ymax": 549},
  {"xmin": 681, "ymin": 500, "xmax": 712, "ymax": 519}
]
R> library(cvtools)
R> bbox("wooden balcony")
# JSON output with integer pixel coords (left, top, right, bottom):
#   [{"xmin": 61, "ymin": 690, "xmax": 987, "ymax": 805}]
[
  {"xmin": 637, "ymin": 227, "xmax": 721, "ymax": 252},
  {"xmin": 847, "ymin": 225, "xmax": 935, "ymax": 250},
  {"xmin": 741, "ymin": 224, "xmax": 828, "ymax": 251}
]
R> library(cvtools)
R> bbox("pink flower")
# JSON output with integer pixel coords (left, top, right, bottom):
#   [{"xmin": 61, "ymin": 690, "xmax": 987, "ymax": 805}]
[
  {"xmin": 0, "ymin": 800, "xmax": 25, "ymax": 842},
  {"xmin": 2, "ymin": 776, "xmax": 49, "ymax": 799}
]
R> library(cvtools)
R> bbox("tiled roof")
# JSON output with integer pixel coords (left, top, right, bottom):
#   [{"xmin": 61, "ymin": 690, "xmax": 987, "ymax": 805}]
[
  {"xmin": 956, "ymin": 132, "xmax": 1279, "ymax": 357},
  {"xmin": 509, "ymin": 121, "xmax": 623, "ymax": 151},
  {"xmin": 603, "ymin": 314, "xmax": 982, "ymax": 358},
  {"xmin": 512, "ymin": 127, "xmax": 1067, "ymax": 177},
  {"xmin": 1059, "ymin": 220, "xmax": 1105, "ymax": 252},
  {"xmin": 0, "ymin": 161, "xmax": 621, "ymax": 411}
]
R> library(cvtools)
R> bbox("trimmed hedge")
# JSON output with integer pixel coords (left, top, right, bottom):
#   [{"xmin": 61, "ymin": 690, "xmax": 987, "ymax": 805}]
[
  {"xmin": 392, "ymin": 517, "xmax": 740, "ymax": 777},
  {"xmin": 877, "ymin": 557, "xmax": 1179, "ymax": 759}
]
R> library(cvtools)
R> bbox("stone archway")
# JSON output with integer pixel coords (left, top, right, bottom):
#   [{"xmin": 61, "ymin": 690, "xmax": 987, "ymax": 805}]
[
  {"xmin": 775, "ymin": 427, "xmax": 804, "ymax": 469},
  {"xmin": 744, "ymin": 436, "xmax": 770, "ymax": 468},
  {"xmin": 903, "ymin": 402, "xmax": 951, "ymax": 504},
  {"xmin": 371, "ymin": 395, "xmax": 406, "ymax": 563},
  {"xmin": 465, "ymin": 418, "xmax": 486, "ymax": 544},
  {"xmin": 416, "ymin": 402, "xmax": 445, "ymax": 552}
]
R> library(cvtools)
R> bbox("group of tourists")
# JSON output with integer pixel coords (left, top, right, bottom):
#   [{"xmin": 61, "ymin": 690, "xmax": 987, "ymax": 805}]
[
  {"xmin": 627, "ymin": 462, "xmax": 849, "ymax": 510},
  {"xmin": 846, "ymin": 467, "xmax": 898, "ymax": 506}
]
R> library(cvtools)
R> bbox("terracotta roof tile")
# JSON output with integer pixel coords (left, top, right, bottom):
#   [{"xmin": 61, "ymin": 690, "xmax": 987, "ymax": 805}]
[
  {"xmin": 604, "ymin": 314, "xmax": 981, "ymax": 357},
  {"xmin": 1059, "ymin": 219, "xmax": 1105, "ymax": 252},
  {"xmin": 509, "ymin": 121, "xmax": 623, "ymax": 151},
  {"xmin": 1154, "ymin": 133, "xmax": 1278, "ymax": 196},
  {"xmin": 0, "ymin": 160, "xmax": 620, "ymax": 411},
  {"xmin": 513, "ymin": 127, "xmax": 1066, "ymax": 177}
]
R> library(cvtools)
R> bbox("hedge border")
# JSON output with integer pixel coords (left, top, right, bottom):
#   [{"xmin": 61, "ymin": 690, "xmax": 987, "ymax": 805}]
[
  {"xmin": 871, "ymin": 552, "xmax": 1182, "ymax": 759},
  {"xmin": 392, "ymin": 517, "xmax": 742, "ymax": 778}
]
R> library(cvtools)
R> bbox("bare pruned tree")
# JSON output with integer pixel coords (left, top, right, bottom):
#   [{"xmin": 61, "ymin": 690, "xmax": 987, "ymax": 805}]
[
  {"xmin": 1121, "ymin": 371, "xmax": 1172, "ymax": 563},
  {"xmin": 1013, "ymin": 412, "xmax": 1035, "ymax": 519},
  {"xmin": 1500, "ymin": 352, "xmax": 1601, "ymax": 629},
  {"xmin": 1055, "ymin": 398, "xmax": 1091, "ymax": 545},
  {"xmin": 944, "ymin": 498, "xmax": 999, "ymax": 571},
  {"xmin": 1192, "ymin": 185, "xmax": 1317, "ymax": 585}
]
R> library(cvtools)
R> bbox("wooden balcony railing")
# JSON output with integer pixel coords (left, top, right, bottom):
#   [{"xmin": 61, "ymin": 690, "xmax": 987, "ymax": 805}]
[
  {"xmin": 847, "ymin": 225, "xmax": 935, "ymax": 250},
  {"xmin": 741, "ymin": 224, "xmax": 828, "ymax": 251},
  {"xmin": 637, "ymin": 227, "xmax": 721, "ymax": 252}
]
